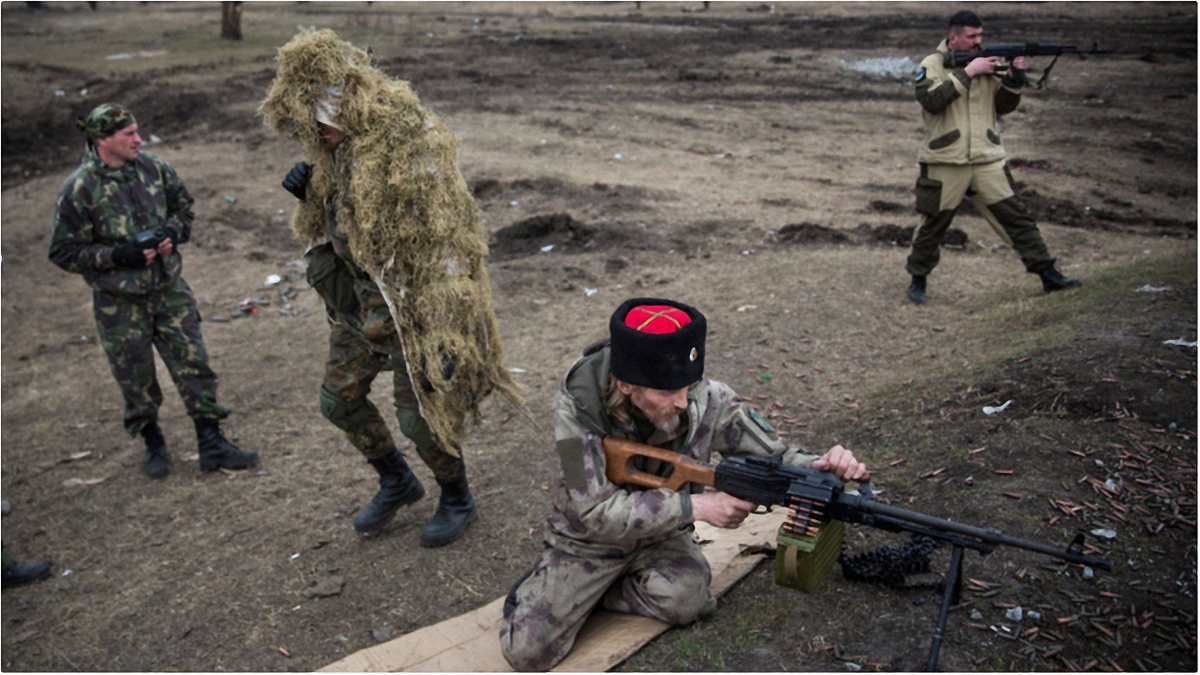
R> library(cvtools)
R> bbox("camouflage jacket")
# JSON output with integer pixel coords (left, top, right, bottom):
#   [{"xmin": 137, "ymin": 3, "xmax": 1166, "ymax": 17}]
[
  {"xmin": 914, "ymin": 39, "xmax": 1024, "ymax": 166},
  {"xmin": 544, "ymin": 343, "xmax": 819, "ymax": 558},
  {"xmin": 49, "ymin": 148, "xmax": 194, "ymax": 296}
]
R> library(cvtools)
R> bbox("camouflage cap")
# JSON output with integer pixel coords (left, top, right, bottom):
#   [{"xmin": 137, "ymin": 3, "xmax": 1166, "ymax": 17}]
[{"xmin": 76, "ymin": 103, "xmax": 137, "ymax": 139}]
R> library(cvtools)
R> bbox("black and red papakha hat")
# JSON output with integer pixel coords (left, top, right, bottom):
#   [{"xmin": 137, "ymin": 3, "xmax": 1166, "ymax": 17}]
[{"xmin": 609, "ymin": 297, "xmax": 706, "ymax": 390}]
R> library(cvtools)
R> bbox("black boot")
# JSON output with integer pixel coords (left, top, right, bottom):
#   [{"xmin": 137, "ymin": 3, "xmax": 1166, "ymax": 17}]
[
  {"xmin": 353, "ymin": 449, "xmax": 425, "ymax": 533},
  {"xmin": 2, "ymin": 560, "xmax": 51, "ymax": 588},
  {"xmin": 141, "ymin": 421, "xmax": 169, "ymax": 479},
  {"xmin": 420, "ymin": 464, "xmax": 477, "ymax": 548},
  {"xmin": 1039, "ymin": 267, "xmax": 1082, "ymax": 293},
  {"xmin": 907, "ymin": 275, "xmax": 927, "ymax": 305},
  {"xmin": 194, "ymin": 418, "xmax": 259, "ymax": 471}
]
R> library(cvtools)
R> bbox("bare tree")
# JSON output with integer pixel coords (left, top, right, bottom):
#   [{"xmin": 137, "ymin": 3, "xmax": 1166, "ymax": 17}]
[{"xmin": 221, "ymin": 1, "xmax": 243, "ymax": 41}]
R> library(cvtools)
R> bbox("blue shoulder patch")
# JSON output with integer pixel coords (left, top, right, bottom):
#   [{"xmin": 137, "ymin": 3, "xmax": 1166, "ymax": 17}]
[{"xmin": 914, "ymin": 67, "xmax": 927, "ymax": 83}]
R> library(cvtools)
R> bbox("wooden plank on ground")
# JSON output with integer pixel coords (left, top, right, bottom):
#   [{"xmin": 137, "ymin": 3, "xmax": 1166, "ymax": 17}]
[{"xmin": 319, "ymin": 510, "xmax": 787, "ymax": 672}]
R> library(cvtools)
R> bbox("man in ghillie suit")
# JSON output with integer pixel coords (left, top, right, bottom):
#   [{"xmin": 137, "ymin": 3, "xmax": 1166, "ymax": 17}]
[
  {"xmin": 260, "ymin": 30, "xmax": 520, "ymax": 547},
  {"xmin": 49, "ymin": 103, "xmax": 259, "ymax": 479}
]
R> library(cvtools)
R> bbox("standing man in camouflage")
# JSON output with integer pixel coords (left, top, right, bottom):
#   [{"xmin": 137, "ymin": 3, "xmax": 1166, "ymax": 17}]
[
  {"xmin": 499, "ymin": 298, "xmax": 867, "ymax": 671},
  {"xmin": 49, "ymin": 103, "xmax": 258, "ymax": 479},
  {"xmin": 905, "ymin": 10, "xmax": 1081, "ymax": 305}
]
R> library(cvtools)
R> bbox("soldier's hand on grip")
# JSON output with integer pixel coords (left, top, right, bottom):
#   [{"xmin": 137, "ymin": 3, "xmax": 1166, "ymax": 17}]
[
  {"xmin": 692, "ymin": 491, "xmax": 755, "ymax": 529},
  {"xmin": 111, "ymin": 241, "xmax": 149, "ymax": 268},
  {"xmin": 282, "ymin": 161, "xmax": 312, "ymax": 201}
]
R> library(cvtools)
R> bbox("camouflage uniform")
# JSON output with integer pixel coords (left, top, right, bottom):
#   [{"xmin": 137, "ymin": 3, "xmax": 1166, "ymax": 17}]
[
  {"xmin": 49, "ymin": 145, "xmax": 228, "ymax": 436},
  {"xmin": 499, "ymin": 343, "xmax": 818, "ymax": 671},
  {"xmin": 314, "ymin": 144, "xmax": 463, "ymax": 482}
]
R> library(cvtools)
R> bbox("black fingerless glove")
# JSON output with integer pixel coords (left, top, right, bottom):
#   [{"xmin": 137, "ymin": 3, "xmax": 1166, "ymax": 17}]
[
  {"xmin": 282, "ymin": 161, "xmax": 312, "ymax": 201},
  {"xmin": 111, "ymin": 242, "xmax": 148, "ymax": 268}
]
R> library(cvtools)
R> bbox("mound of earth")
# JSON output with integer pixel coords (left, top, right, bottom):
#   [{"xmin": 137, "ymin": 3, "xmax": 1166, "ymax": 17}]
[
  {"xmin": 777, "ymin": 222, "xmax": 849, "ymax": 244},
  {"xmin": 489, "ymin": 212, "xmax": 609, "ymax": 260},
  {"xmin": 866, "ymin": 223, "xmax": 915, "ymax": 246},
  {"xmin": 869, "ymin": 199, "xmax": 909, "ymax": 213},
  {"xmin": 942, "ymin": 228, "xmax": 968, "ymax": 247}
]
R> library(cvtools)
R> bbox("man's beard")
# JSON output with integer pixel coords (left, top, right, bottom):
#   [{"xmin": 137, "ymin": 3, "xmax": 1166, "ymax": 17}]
[{"xmin": 649, "ymin": 410, "xmax": 683, "ymax": 434}]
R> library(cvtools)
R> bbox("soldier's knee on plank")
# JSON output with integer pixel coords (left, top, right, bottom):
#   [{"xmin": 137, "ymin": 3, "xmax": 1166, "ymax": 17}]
[
  {"xmin": 318, "ymin": 386, "xmax": 372, "ymax": 431},
  {"xmin": 639, "ymin": 567, "xmax": 713, "ymax": 624},
  {"xmin": 499, "ymin": 627, "xmax": 566, "ymax": 673}
]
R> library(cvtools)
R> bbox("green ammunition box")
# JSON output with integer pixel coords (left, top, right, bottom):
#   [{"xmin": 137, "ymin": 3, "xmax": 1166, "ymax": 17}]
[{"xmin": 773, "ymin": 519, "xmax": 845, "ymax": 593}]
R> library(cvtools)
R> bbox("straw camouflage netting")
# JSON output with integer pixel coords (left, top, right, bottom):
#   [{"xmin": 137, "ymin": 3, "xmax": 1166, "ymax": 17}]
[{"xmin": 258, "ymin": 29, "xmax": 521, "ymax": 452}]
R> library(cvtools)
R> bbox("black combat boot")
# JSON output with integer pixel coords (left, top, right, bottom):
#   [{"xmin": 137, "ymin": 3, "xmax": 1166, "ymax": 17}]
[
  {"xmin": 1039, "ymin": 268, "xmax": 1082, "ymax": 293},
  {"xmin": 353, "ymin": 449, "xmax": 425, "ymax": 533},
  {"xmin": 194, "ymin": 418, "xmax": 259, "ymax": 471},
  {"xmin": 1, "ymin": 560, "xmax": 51, "ymax": 588},
  {"xmin": 141, "ymin": 421, "xmax": 169, "ymax": 479},
  {"xmin": 420, "ymin": 464, "xmax": 477, "ymax": 548},
  {"xmin": 906, "ymin": 275, "xmax": 927, "ymax": 305}
]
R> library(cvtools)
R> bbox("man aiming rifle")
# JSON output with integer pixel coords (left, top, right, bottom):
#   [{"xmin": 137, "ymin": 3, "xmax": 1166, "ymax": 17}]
[
  {"xmin": 905, "ymin": 10, "xmax": 1086, "ymax": 305},
  {"xmin": 498, "ymin": 298, "xmax": 866, "ymax": 671}
]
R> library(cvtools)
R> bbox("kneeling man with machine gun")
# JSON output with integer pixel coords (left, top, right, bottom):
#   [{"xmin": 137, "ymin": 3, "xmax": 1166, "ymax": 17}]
[
  {"xmin": 49, "ymin": 103, "xmax": 258, "ymax": 480},
  {"xmin": 498, "ymin": 298, "xmax": 866, "ymax": 671}
]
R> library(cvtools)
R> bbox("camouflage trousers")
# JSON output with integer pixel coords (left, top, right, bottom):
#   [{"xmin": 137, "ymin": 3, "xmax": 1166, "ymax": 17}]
[
  {"xmin": 320, "ymin": 320, "xmax": 463, "ymax": 482},
  {"xmin": 499, "ymin": 531, "xmax": 717, "ymax": 671},
  {"xmin": 93, "ymin": 279, "xmax": 228, "ymax": 437}
]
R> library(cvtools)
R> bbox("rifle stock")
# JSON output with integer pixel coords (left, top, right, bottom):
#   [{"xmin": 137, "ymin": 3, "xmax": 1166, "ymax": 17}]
[{"xmin": 603, "ymin": 436, "xmax": 716, "ymax": 491}]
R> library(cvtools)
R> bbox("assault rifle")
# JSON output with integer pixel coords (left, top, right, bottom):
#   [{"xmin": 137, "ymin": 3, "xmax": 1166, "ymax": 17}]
[
  {"xmin": 943, "ymin": 42, "xmax": 1112, "ymax": 88},
  {"xmin": 603, "ymin": 437, "xmax": 1113, "ymax": 671}
]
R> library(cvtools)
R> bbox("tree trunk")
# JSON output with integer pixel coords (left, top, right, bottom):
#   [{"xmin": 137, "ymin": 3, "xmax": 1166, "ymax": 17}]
[{"xmin": 221, "ymin": 2, "xmax": 243, "ymax": 41}]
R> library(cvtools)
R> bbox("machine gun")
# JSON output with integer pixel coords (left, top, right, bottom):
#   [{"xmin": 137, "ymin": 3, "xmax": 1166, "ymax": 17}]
[
  {"xmin": 943, "ymin": 42, "xmax": 1112, "ymax": 88},
  {"xmin": 603, "ymin": 437, "xmax": 1113, "ymax": 671}
]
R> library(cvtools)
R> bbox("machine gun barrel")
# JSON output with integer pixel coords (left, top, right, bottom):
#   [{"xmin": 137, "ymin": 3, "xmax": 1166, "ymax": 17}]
[{"xmin": 834, "ymin": 490, "xmax": 1114, "ymax": 571}]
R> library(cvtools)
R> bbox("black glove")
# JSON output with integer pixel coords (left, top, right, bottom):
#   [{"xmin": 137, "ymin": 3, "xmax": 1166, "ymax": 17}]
[
  {"xmin": 111, "ymin": 242, "xmax": 148, "ymax": 268},
  {"xmin": 282, "ymin": 161, "xmax": 311, "ymax": 201},
  {"xmin": 1006, "ymin": 65, "xmax": 1027, "ymax": 87}
]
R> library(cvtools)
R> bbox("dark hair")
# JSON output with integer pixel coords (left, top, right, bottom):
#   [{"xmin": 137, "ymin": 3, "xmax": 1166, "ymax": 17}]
[{"xmin": 948, "ymin": 10, "xmax": 983, "ymax": 29}]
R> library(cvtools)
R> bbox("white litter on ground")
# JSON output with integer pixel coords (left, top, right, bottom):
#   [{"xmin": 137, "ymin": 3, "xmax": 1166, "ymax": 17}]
[{"xmin": 982, "ymin": 400, "xmax": 1013, "ymax": 415}]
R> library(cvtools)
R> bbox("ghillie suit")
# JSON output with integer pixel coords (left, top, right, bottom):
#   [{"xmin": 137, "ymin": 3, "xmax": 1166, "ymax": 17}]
[{"xmin": 259, "ymin": 30, "xmax": 520, "ymax": 453}]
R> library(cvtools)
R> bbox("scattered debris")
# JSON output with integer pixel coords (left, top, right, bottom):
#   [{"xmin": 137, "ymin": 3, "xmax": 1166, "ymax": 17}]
[
  {"xmin": 983, "ymin": 400, "xmax": 1013, "ymax": 415},
  {"xmin": 62, "ymin": 477, "xmax": 105, "ymax": 487}
]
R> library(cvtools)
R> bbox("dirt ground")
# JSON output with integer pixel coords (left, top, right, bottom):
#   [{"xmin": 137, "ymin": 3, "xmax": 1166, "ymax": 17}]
[{"xmin": 1, "ymin": 2, "xmax": 1195, "ymax": 672}]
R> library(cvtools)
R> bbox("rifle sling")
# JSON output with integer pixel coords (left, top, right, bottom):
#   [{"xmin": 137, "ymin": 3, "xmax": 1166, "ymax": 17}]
[{"xmin": 1033, "ymin": 52, "xmax": 1062, "ymax": 90}]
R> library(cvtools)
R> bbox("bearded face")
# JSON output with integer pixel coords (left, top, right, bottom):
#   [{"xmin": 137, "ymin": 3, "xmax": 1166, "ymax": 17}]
[{"xmin": 623, "ymin": 384, "xmax": 688, "ymax": 433}]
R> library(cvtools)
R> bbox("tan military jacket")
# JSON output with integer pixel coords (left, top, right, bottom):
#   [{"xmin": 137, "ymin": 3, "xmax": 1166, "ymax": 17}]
[
  {"xmin": 914, "ymin": 39, "xmax": 1024, "ymax": 165},
  {"xmin": 543, "ymin": 343, "xmax": 818, "ymax": 558}
]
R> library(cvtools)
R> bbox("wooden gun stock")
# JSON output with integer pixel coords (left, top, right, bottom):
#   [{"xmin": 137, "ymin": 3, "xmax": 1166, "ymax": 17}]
[{"xmin": 602, "ymin": 437, "xmax": 716, "ymax": 491}]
